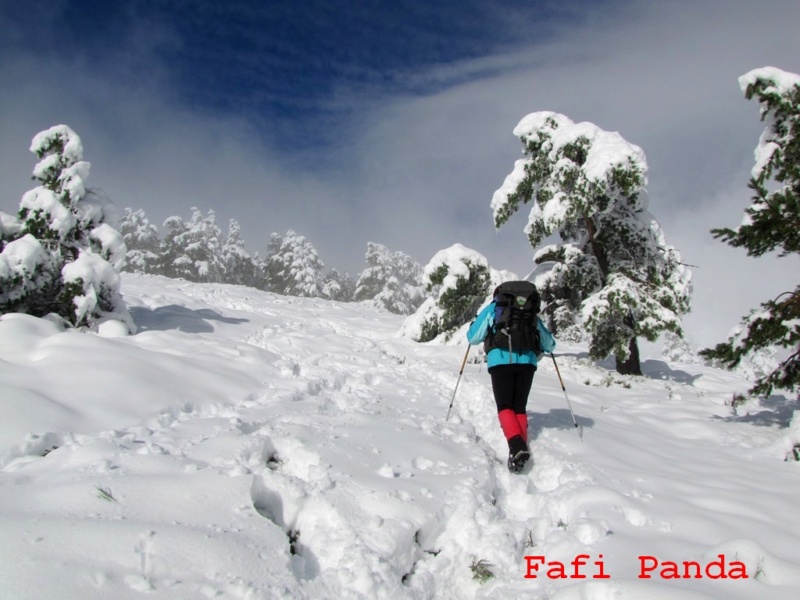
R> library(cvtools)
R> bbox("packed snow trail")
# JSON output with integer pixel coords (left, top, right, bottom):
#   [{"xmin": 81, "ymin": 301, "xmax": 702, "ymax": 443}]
[{"xmin": 0, "ymin": 274, "xmax": 798, "ymax": 599}]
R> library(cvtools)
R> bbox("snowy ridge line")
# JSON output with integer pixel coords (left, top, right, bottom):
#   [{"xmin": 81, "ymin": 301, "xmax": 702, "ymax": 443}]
[{"xmin": 0, "ymin": 274, "xmax": 799, "ymax": 599}]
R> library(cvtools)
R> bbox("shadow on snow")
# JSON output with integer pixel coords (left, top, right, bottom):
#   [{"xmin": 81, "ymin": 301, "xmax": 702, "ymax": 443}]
[
  {"xmin": 130, "ymin": 305, "xmax": 249, "ymax": 333},
  {"xmin": 556, "ymin": 352, "xmax": 702, "ymax": 386},
  {"xmin": 528, "ymin": 408, "xmax": 595, "ymax": 441},
  {"xmin": 639, "ymin": 359, "xmax": 703, "ymax": 386},
  {"xmin": 711, "ymin": 393, "xmax": 799, "ymax": 429}
]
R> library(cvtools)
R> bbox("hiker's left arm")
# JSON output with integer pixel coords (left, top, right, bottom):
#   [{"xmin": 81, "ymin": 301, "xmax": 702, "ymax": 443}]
[{"xmin": 466, "ymin": 303, "xmax": 493, "ymax": 345}]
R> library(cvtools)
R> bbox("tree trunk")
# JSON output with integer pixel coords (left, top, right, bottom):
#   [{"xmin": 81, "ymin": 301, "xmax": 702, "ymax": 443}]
[
  {"xmin": 586, "ymin": 216, "xmax": 642, "ymax": 376},
  {"xmin": 583, "ymin": 216, "xmax": 610, "ymax": 281},
  {"xmin": 616, "ymin": 335, "xmax": 642, "ymax": 375}
]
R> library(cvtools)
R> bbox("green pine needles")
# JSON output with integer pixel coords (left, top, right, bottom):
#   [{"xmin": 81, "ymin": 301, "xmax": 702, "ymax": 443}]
[
  {"xmin": 469, "ymin": 558, "xmax": 495, "ymax": 583},
  {"xmin": 0, "ymin": 125, "xmax": 132, "ymax": 332},
  {"xmin": 413, "ymin": 244, "xmax": 492, "ymax": 343},
  {"xmin": 491, "ymin": 112, "xmax": 691, "ymax": 375},
  {"xmin": 700, "ymin": 67, "xmax": 800, "ymax": 396}
]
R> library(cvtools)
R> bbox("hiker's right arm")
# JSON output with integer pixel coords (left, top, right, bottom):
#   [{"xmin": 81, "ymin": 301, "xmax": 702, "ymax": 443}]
[{"xmin": 466, "ymin": 303, "xmax": 494, "ymax": 345}]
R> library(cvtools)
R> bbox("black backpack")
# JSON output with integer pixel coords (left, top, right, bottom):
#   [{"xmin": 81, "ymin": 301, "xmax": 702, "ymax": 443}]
[{"xmin": 483, "ymin": 280, "xmax": 542, "ymax": 358}]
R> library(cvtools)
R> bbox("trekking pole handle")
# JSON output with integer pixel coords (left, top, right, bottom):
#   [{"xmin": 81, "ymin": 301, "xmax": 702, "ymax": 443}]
[
  {"xmin": 458, "ymin": 344, "xmax": 470, "ymax": 375},
  {"xmin": 551, "ymin": 352, "xmax": 567, "ymax": 391}
]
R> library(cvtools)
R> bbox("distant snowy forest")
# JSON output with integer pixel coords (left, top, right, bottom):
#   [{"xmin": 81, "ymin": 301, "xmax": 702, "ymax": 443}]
[
  {"xmin": 119, "ymin": 206, "xmax": 425, "ymax": 310},
  {"xmin": 1, "ymin": 66, "xmax": 797, "ymax": 395}
]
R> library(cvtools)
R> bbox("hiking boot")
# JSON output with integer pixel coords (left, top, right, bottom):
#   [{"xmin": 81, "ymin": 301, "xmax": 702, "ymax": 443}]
[{"xmin": 508, "ymin": 449, "xmax": 531, "ymax": 473}]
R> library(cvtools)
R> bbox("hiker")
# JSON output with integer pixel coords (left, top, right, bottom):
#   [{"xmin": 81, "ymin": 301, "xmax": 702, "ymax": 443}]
[{"xmin": 466, "ymin": 281, "xmax": 556, "ymax": 473}]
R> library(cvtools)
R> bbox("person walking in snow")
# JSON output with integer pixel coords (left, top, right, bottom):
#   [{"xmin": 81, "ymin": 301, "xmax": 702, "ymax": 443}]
[{"xmin": 466, "ymin": 281, "xmax": 556, "ymax": 473}]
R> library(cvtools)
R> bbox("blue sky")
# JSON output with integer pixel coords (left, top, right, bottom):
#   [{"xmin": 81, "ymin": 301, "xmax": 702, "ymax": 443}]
[
  {"xmin": 1, "ymin": 0, "xmax": 799, "ymax": 346},
  {"xmin": 6, "ymin": 0, "xmax": 576, "ymax": 152}
]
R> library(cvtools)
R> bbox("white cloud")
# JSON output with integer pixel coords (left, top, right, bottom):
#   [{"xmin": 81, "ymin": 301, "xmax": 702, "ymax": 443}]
[
  {"xmin": 346, "ymin": 0, "xmax": 800, "ymax": 346},
  {"xmin": 1, "ymin": 0, "xmax": 799, "ymax": 348}
]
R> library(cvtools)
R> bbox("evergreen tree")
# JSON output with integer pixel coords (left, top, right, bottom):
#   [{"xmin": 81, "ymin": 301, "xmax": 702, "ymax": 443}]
[
  {"xmin": 221, "ymin": 218, "xmax": 258, "ymax": 287},
  {"xmin": 700, "ymin": 67, "xmax": 800, "ymax": 395},
  {"xmin": 492, "ymin": 112, "xmax": 692, "ymax": 375},
  {"xmin": 264, "ymin": 230, "xmax": 325, "ymax": 297},
  {"xmin": 401, "ymin": 244, "xmax": 493, "ymax": 343},
  {"xmin": 322, "ymin": 268, "xmax": 355, "ymax": 302},
  {"xmin": 354, "ymin": 242, "xmax": 425, "ymax": 314},
  {"xmin": 0, "ymin": 220, "xmax": 61, "ymax": 317},
  {"xmin": 662, "ymin": 330, "xmax": 700, "ymax": 364},
  {"xmin": 158, "ymin": 214, "xmax": 190, "ymax": 279},
  {"xmin": 250, "ymin": 252, "xmax": 268, "ymax": 291},
  {"xmin": 0, "ymin": 125, "xmax": 132, "ymax": 331},
  {"xmin": 158, "ymin": 208, "xmax": 224, "ymax": 282},
  {"xmin": 532, "ymin": 244, "xmax": 601, "ymax": 343},
  {"xmin": 186, "ymin": 208, "xmax": 224, "ymax": 283},
  {"xmin": 260, "ymin": 232, "xmax": 283, "ymax": 291},
  {"xmin": 118, "ymin": 207, "xmax": 160, "ymax": 274}
]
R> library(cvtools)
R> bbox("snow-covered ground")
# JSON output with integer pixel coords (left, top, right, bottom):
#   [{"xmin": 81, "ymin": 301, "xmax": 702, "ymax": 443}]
[{"xmin": 1, "ymin": 274, "xmax": 798, "ymax": 600}]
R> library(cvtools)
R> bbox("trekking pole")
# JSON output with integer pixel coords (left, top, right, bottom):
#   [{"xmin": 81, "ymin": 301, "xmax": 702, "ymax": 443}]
[
  {"xmin": 550, "ymin": 353, "xmax": 583, "ymax": 440},
  {"xmin": 446, "ymin": 345, "xmax": 471, "ymax": 421}
]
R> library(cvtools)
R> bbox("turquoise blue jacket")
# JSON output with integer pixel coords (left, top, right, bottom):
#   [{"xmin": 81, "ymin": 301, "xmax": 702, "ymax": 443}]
[{"xmin": 466, "ymin": 301, "xmax": 556, "ymax": 368}]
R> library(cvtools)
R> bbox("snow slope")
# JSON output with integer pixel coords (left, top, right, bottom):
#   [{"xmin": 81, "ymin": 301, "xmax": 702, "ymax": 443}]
[{"xmin": 1, "ymin": 274, "xmax": 798, "ymax": 600}]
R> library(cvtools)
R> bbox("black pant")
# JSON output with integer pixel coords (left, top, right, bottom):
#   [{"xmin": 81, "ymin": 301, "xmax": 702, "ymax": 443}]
[{"xmin": 488, "ymin": 363, "xmax": 536, "ymax": 413}]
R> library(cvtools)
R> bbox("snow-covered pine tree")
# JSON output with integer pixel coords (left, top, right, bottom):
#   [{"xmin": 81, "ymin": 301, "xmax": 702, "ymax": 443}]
[
  {"xmin": 322, "ymin": 268, "xmax": 355, "ymax": 302},
  {"xmin": 221, "ymin": 218, "xmax": 259, "ymax": 287},
  {"xmin": 158, "ymin": 208, "xmax": 224, "ymax": 283},
  {"xmin": 250, "ymin": 252, "xmax": 268, "ymax": 291},
  {"xmin": 259, "ymin": 232, "xmax": 283, "ymax": 291},
  {"xmin": 354, "ymin": 242, "xmax": 425, "ymax": 314},
  {"xmin": 0, "ymin": 125, "xmax": 132, "ymax": 331},
  {"xmin": 662, "ymin": 330, "xmax": 700, "ymax": 364},
  {"xmin": 158, "ymin": 214, "xmax": 190, "ymax": 279},
  {"xmin": 118, "ymin": 207, "xmax": 160, "ymax": 274},
  {"xmin": 401, "ymin": 244, "xmax": 494, "ymax": 343},
  {"xmin": 700, "ymin": 67, "xmax": 800, "ymax": 395},
  {"xmin": 0, "ymin": 213, "xmax": 60, "ymax": 318},
  {"xmin": 492, "ymin": 112, "xmax": 692, "ymax": 375},
  {"xmin": 532, "ymin": 244, "xmax": 601, "ymax": 343},
  {"xmin": 264, "ymin": 230, "xmax": 325, "ymax": 297},
  {"xmin": 187, "ymin": 208, "xmax": 224, "ymax": 283}
]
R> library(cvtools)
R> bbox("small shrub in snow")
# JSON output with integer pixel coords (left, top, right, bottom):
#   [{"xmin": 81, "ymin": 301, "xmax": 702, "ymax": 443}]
[
  {"xmin": 729, "ymin": 392, "xmax": 750, "ymax": 413},
  {"xmin": 469, "ymin": 558, "xmax": 494, "ymax": 583},
  {"xmin": 95, "ymin": 486, "xmax": 117, "ymax": 502},
  {"xmin": 790, "ymin": 444, "xmax": 800, "ymax": 462},
  {"xmin": 524, "ymin": 530, "xmax": 537, "ymax": 548}
]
